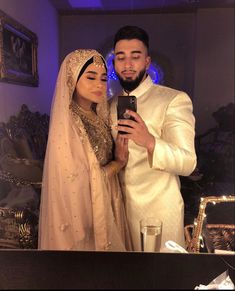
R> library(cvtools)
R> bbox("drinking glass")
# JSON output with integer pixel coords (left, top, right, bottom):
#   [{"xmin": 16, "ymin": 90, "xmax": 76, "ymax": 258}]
[{"xmin": 140, "ymin": 217, "xmax": 162, "ymax": 252}]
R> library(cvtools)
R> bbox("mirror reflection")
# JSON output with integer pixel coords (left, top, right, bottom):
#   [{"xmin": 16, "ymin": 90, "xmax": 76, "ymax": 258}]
[
  {"xmin": 185, "ymin": 196, "xmax": 235, "ymax": 253},
  {"xmin": 0, "ymin": 104, "xmax": 49, "ymax": 248},
  {"xmin": 0, "ymin": 2, "xmax": 234, "ymax": 252}
]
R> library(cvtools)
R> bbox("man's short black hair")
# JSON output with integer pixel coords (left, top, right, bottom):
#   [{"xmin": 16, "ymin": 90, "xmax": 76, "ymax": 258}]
[{"xmin": 113, "ymin": 25, "xmax": 149, "ymax": 52}]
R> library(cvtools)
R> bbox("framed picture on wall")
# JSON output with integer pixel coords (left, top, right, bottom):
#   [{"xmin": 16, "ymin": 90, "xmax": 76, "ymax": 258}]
[{"xmin": 0, "ymin": 9, "xmax": 38, "ymax": 87}]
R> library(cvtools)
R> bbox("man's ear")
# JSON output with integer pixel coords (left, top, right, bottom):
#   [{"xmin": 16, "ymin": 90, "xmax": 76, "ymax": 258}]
[{"xmin": 146, "ymin": 56, "xmax": 151, "ymax": 70}]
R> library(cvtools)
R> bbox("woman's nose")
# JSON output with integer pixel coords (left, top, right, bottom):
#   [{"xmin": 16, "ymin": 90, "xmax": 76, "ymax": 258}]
[{"xmin": 96, "ymin": 80, "xmax": 105, "ymax": 88}]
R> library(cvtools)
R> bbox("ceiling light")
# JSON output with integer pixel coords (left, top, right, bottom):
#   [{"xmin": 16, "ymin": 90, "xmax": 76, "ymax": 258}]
[{"xmin": 68, "ymin": 0, "xmax": 102, "ymax": 8}]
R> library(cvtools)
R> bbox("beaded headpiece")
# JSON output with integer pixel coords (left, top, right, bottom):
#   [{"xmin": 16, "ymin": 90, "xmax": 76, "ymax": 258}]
[
  {"xmin": 66, "ymin": 49, "xmax": 106, "ymax": 96},
  {"xmin": 93, "ymin": 54, "xmax": 105, "ymax": 68}
]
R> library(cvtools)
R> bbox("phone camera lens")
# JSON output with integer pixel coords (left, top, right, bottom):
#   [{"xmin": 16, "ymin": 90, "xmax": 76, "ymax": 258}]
[{"xmin": 123, "ymin": 112, "xmax": 130, "ymax": 119}]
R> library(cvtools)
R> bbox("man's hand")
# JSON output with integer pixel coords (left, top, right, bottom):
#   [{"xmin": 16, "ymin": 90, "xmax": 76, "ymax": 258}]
[{"xmin": 117, "ymin": 110, "xmax": 155, "ymax": 154}]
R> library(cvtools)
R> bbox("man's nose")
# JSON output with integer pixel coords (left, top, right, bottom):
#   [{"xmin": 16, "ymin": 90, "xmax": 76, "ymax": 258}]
[{"xmin": 124, "ymin": 58, "xmax": 133, "ymax": 69}]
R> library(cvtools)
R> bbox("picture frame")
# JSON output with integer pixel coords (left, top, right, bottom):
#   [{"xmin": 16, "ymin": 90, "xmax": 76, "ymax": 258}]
[{"xmin": 0, "ymin": 9, "xmax": 38, "ymax": 87}]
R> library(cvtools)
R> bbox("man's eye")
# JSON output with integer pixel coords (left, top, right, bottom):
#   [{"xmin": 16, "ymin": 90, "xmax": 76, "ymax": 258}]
[
  {"xmin": 116, "ymin": 57, "xmax": 124, "ymax": 61},
  {"xmin": 132, "ymin": 55, "xmax": 140, "ymax": 60}
]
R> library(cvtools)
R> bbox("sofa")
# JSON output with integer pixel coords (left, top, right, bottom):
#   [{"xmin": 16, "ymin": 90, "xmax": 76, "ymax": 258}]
[{"xmin": 0, "ymin": 104, "xmax": 49, "ymax": 249}]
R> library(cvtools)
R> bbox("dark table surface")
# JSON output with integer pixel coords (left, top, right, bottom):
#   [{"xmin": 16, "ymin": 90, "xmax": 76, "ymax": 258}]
[{"xmin": 0, "ymin": 250, "xmax": 234, "ymax": 289}]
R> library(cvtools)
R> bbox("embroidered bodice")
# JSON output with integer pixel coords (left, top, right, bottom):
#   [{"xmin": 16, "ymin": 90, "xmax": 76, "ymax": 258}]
[{"xmin": 70, "ymin": 101, "xmax": 113, "ymax": 166}]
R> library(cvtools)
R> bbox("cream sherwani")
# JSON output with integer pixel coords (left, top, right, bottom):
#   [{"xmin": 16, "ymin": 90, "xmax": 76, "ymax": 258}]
[{"xmin": 110, "ymin": 76, "xmax": 197, "ymax": 251}]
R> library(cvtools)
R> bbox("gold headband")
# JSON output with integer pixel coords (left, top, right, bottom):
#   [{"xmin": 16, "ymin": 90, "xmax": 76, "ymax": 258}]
[{"xmin": 93, "ymin": 55, "xmax": 105, "ymax": 68}]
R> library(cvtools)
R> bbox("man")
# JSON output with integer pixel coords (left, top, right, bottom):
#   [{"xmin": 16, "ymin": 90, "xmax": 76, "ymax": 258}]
[{"xmin": 109, "ymin": 25, "xmax": 197, "ymax": 251}]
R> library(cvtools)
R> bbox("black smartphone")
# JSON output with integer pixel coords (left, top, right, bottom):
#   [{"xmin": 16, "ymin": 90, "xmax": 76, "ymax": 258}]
[{"xmin": 117, "ymin": 95, "xmax": 137, "ymax": 134}]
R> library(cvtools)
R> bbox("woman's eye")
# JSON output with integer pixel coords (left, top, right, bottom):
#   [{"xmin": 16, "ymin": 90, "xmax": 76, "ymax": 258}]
[{"xmin": 87, "ymin": 77, "xmax": 95, "ymax": 80}]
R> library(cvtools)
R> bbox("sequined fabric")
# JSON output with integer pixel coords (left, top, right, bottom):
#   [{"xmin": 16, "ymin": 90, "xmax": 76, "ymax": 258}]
[
  {"xmin": 38, "ymin": 49, "xmax": 132, "ymax": 251},
  {"xmin": 70, "ymin": 101, "xmax": 113, "ymax": 166}
]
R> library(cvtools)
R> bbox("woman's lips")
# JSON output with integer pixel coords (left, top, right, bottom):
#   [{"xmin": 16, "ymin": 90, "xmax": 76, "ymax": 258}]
[{"xmin": 92, "ymin": 91, "xmax": 103, "ymax": 96}]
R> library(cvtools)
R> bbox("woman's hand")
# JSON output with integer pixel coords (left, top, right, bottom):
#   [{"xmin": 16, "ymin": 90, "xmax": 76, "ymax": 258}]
[
  {"xmin": 102, "ymin": 134, "xmax": 129, "ymax": 178},
  {"xmin": 114, "ymin": 133, "xmax": 129, "ymax": 168}
]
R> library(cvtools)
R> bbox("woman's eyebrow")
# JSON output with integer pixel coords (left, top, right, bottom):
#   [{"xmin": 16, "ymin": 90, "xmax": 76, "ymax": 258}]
[
  {"xmin": 85, "ymin": 71, "xmax": 107, "ymax": 77},
  {"xmin": 85, "ymin": 71, "xmax": 97, "ymax": 74}
]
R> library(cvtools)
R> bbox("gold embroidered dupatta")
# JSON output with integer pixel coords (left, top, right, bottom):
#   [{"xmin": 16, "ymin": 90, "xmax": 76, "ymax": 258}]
[{"xmin": 38, "ymin": 49, "xmax": 132, "ymax": 251}]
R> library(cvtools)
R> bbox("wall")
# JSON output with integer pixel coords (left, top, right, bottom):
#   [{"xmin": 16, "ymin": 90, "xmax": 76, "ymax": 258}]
[
  {"xmin": 60, "ymin": 13, "xmax": 195, "ymax": 99},
  {"xmin": 193, "ymin": 8, "xmax": 234, "ymax": 134},
  {"xmin": 60, "ymin": 8, "xmax": 234, "ymax": 135},
  {"xmin": 0, "ymin": 5, "xmax": 233, "ymax": 133},
  {"xmin": 0, "ymin": 0, "xmax": 59, "ymax": 121}
]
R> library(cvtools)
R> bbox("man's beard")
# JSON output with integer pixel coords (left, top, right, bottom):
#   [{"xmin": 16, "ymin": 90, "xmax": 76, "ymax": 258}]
[{"xmin": 116, "ymin": 69, "xmax": 146, "ymax": 92}]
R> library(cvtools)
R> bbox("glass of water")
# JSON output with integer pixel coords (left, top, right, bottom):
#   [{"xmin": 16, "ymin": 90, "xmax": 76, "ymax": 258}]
[{"xmin": 140, "ymin": 217, "xmax": 162, "ymax": 252}]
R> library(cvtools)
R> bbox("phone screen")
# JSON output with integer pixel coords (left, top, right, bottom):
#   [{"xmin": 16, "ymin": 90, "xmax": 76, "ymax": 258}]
[{"xmin": 117, "ymin": 96, "xmax": 137, "ymax": 134}]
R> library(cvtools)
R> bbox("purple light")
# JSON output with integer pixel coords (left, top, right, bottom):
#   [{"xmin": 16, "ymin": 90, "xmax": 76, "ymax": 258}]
[{"xmin": 68, "ymin": 0, "xmax": 102, "ymax": 8}]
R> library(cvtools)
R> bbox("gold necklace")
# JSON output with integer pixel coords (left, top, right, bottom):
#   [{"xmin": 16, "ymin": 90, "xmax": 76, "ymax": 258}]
[
  {"xmin": 70, "ymin": 100, "xmax": 113, "ymax": 166},
  {"xmin": 71, "ymin": 101, "xmax": 97, "ymax": 120}
]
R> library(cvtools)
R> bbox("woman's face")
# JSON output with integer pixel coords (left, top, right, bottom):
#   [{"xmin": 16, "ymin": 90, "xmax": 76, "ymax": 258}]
[{"xmin": 74, "ymin": 62, "xmax": 107, "ymax": 110}]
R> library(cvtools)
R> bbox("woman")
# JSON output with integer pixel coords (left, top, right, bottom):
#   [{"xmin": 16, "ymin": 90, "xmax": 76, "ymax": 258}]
[{"xmin": 38, "ymin": 49, "xmax": 132, "ymax": 251}]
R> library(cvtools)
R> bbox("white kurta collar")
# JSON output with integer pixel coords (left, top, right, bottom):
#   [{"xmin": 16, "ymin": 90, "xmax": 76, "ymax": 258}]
[{"xmin": 122, "ymin": 75, "xmax": 153, "ymax": 98}]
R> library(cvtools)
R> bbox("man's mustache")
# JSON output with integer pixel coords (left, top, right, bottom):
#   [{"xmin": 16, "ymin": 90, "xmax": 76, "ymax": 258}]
[{"xmin": 122, "ymin": 69, "xmax": 136, "ymax": 73}]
